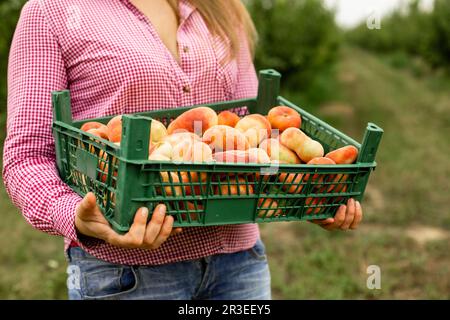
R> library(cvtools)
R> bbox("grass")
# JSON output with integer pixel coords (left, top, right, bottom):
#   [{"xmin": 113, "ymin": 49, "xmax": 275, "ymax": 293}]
[{"xmin": 0, "ymin": 47, "xmax": 449, "ymax": 299}]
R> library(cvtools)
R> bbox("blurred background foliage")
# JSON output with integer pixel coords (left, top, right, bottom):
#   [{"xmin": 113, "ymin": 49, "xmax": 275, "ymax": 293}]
[{"xmin": 1, "ymin": 0, "xmax": 449, "ymax": 299}]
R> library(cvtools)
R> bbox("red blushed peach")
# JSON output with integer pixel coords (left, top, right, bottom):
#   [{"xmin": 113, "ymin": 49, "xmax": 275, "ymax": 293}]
[
  {"xmin": 218, "ymin": 110, "xmax": 240, "ymax": 127},
  {"xmin": 305, "ymin": 197, "xmax": 327, "ymax": 215},
  {"xmin": 181, "ymin": 172, "xmax": 207, "ymax": 196},
  {"xmin": 257, "ymin": 198, "xmax": 282, "ymax": 218},
  {"xmin": 325, "ymin": 145, "xmax": 359, "ymax": 164},
  {"xmin": 217, "ymin": 177, "xmax": 254, "ymax": 196},
  {"xmin": 167, "ymin": 106, "xmax": 218, "ymax": 136},
  {"xmin": 304, "ymin": 157, "xmax": 336, "ymax": 185},
  {"xmin": 235, "ymin": 114, "xmax": 272, "ymax": 148},
  {"xmin": 267, "ymin": 106, "xmax": 302, "ymax": 132},
  {"xmin": 259, "ymin": 138, "xmax": 301, "ymax": 164},
  {"xmin": 179, "ymin": 201, "xmax": 204, "ymax": 221},
  {"xmin": 149, "ymin": 141, "xmax": 173, "ymax": 159},
  {"xmin": 278, "ymin": 172, "xmax": 304, "ymax": 194},
  {"xmin": 158, "ymin": 172, "xmax": 183, "ymax": 196},
  {"xmin": 202, "ymin": 125, "xmax": 249, "ymax": 152},
  {"xmin": 106, "ymin": 115, "xmax": 122, "ymax": 143},
  {"xmin": 81, "ymin": 121, "xmax": 108, "ymax": 133}
]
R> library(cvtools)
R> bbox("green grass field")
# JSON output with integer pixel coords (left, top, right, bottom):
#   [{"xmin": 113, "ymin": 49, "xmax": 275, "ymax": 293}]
[{"xmin": 0, "ymin": 47, "xmax": 449, "ymax": 299}]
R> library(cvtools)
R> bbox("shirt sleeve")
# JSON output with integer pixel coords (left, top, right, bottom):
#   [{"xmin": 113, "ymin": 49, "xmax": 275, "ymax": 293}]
[{"xmin": 2, "ymin": 0, "xmax": 82, "ymax": 242}]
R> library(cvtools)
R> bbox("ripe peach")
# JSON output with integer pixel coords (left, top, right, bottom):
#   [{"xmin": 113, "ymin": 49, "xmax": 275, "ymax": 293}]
[
  {"xmin": 259, "ymin": 138, "xmax": 301, "ymax": 164},
  {"xmin": 202, "ymin": 125, "xmax": 249, "ymax": 152},
  {"xmin": 217, "ymin": 177, "xmax": 254, "ymax": 195},
  {"xmin": 218, "ymin": 110, "xmax": 240, "ymax": 127},
  {"xmin": 247, "ymin": 148, "xmax": 271, "ymax": 164},
  {"xmin": 235, "ymin": 114, "xmax": 272, "ymax": 148},
  {"xmin": 213, "ymin": 150, "xmax": 249, "ymax": 163},
  {"xmin": 81, "ymin": 121, "xmax": 108, "ymax": 133},
  {"xmin": 148, "ymin": 153, "xmax": 171, "ymax": 161},
  {"xmin": 296, "ymin": 138, "xmax": 324, "ymax": 163},
  {"xmin": 257, "ymin": 198, "xmax": 282, "ymax": 218},
  {"xmin": 106, "ymin": 115, "xmax": 122, "ymax": 143},
  {"xmin": 267, "ymin": 106, "xmax": 302, "ymax": 132},
  {"xmin": 167, "ymin": 107, "xmax": 218, "ymax": 136},
  {"xmin": 149, "ymin": 119, "xmax": 167, "ymax": 144},
  {"xmin": 325, "ymin": 145, "xmax": 359, "ymax": 164},
  {"xmin": 149, "ymin": 141, "xmax": 173, "ymax": 159},
  {"xmin": 163, "ymin": 132, "xmax": 201, "ymax": 146},
  {"xmin": 172, "ymin": 140, "xmax": 213, "ymax": 163},
  {"xmin": 159, "ymin": 172, "xmax": 183, "ymax": 196},
  {"xmin": 304, "ymin": 157, "xmax": 336, "ymax": 185},
  {"xmin": 279, "ymin": 127, "xmax": 308, "ymax": 154},
  {"xmin": 86, "ymin": 128, "xmax": 109, "ymax": 141},
  {"xmin": 179, "ymin": 201, "xmax": 204, "ymax": 221},
  {"xmin": 305, "ymin": 197, "xmax": 326, "ymax": 215},
  {"xmin": 278, "ymin": 172, "xmax": 304, "ymax": 194}
]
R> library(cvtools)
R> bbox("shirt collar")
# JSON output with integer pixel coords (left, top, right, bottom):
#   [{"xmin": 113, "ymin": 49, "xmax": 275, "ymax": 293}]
[{"xmin": 179, "ymin": 0, "xmax": 196, "ymax": 23}]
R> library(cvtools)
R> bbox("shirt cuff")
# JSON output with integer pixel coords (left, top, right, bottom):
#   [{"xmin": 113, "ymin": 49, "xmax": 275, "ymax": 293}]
[{"xmin": 50, "ymin": 193, "xmax": 82, "ymax": 242}]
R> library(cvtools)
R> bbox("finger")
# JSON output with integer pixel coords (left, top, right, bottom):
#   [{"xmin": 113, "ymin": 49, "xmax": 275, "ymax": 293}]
[
  {"xmin": 341, "ymin": 199, "xmax": 356, "ymax": 230},
  {"xmin": 76, "ymin": 192, "xmax": 97, "ymax": 218},
  {"xmin": 310, "ymin": 218, "xmax": 334, "ymax": 225},
  {"xmin": 146, "ymin": 215, "xmax": 174, "ymax": 250},
  {"xmin": 106, "ymin": 207, "xmax": 148, "ymax": 248},
  {"xmin": 350, "ymin": 201, "xmax": 363, "ymax": 229},
  {"xmin": 170, "ymin": 228, "xmax": 183, "ymax": 236},
  {"xmin": 333, "ymin": 204, "xmax": 347, "ymax": 228},
  {"xmin": 143, "ymin": 204, "xmax": 167, "ymax": 245}
]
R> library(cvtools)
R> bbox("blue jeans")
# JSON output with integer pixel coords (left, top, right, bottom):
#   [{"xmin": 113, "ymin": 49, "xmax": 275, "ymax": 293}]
[{"xmin": 66, "ymin": 238, "xmax": 271, "ymax": 300}]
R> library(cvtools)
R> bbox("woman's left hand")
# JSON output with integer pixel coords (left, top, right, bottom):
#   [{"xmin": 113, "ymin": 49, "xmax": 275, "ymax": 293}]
[{"xmin": 310, "ymin": 198, "xmax": 363, "ymax": 231}]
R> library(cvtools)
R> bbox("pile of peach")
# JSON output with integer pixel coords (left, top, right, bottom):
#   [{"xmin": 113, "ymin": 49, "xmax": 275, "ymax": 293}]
[{"xmin": 80, "ymin": 105, "xmax": 359, "ymax": 218}]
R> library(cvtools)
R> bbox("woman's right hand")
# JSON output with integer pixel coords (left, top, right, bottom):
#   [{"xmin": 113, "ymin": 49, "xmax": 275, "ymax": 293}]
[{"xmin": 75, "ymin": 192, "xmax": 182, "ymax": 249}]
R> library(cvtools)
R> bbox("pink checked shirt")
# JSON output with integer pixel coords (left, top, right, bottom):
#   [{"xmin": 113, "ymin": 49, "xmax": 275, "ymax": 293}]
[{"xmin": 3, "ymin": 0, "xmax": 259, "ymax": 265}]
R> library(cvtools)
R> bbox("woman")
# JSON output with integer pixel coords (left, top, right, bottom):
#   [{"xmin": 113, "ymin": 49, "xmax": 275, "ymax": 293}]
[{"xmin": 3, "ymin": 0, "xmax": 362, "ymax": 300}]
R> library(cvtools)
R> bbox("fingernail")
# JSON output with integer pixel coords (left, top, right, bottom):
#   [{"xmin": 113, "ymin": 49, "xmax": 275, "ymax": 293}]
[
  {"xmin": 158, "ymin": 204, "xmax": 166, "ymax": 214},
  {"xmin": 356, "ymin": 201, "xmax": 361, "ymax": 209},
  {"xmin": 348, "ymin": 198, "xmax": 354, "ymax": 205},
  {"xmin": 141, "ymin": 207, "xmax": 149, "ymax": 217}
]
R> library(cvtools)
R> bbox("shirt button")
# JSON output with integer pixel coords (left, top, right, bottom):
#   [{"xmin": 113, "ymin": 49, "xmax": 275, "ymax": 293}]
[
  {"xmin": 183, "ymin": 46, "xmax": 190, "ymax": 53},
  {"xmin": 182, "ymin": 85, "xmax": 191, "ymax": 93}
]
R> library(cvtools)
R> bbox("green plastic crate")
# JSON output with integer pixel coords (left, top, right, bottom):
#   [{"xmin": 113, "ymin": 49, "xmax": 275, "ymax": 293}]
[{"xmin": 52, "ymin": 70, "xmax": 383, "ymax": 234}]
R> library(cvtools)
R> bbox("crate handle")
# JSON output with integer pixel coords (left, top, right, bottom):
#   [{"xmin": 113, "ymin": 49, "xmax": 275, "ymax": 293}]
[
  {"xmin": 120, "ymin": 115, "xmax": 151, "ymax": 160},
  {"xmin": 255, "ymin": 69, "xmax": 281, "ymax": 115},
  {"xmin": 52, "ymin": 90, "xmax": 73, "ymax": 124},
  {"xmin": 357, "ymin": 122, "xmax": 384, "ymax": 163}
]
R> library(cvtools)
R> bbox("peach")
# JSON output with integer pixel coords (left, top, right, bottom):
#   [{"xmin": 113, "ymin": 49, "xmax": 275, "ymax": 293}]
[
  {"xmin": 235, "ymin": 114, "xmax": 272, "ymax": 148},
  {"xmin": 213, "ymin": 150, "xmax": 249, "ymax": 163},
  {"xmin": 159, "ymin": 172, "xmax": 183, "ymax": 196},
  {"xmin": 257, "ymin": 198, "xmax": 282, "ymax": 218},
  {"xmin": 167, "ymin": 107, "xmax": 218, "ymax": 136},
  {"xmin": 218, "ymin": 110, "xmax": 240, "ymax": 127},
  {"xmin": 304, "ymin": 157, "xmax": 336, "ymax": 185},
  {"xmin": 325, "ymin": 145, "xmax": 359, "ymax": 164},
  {"xmin": 163, "ymin": 132, "xmax": 201, "ymax": 146},
  {"xmin": 172, "ymin": 140, "xmax": 213, "ymax": 163},
  {"xmin": 181, "ymin": 172, "xmax": 207, "ymax": 196},
  {"xmin": 279, "ymin": 127, "xmax": 308, "ymax": 154},
  {"xmin": 149, "ymin": 141, "xmax": 173, "ymax": 159},
  {"xmin": 86, "ymin": 128, "xmax": 109, "ymax": 141},
  {"xmin": 202, "ymin": 125, "xmax": 249, "ymax": 152},
  {"xmin": 278, "ymin": 172, "xmax": 304, "ymax": 194},
  {"xmin": 179, "ymin": 201, "xmax": 203, "ymax": 221},
  {"xmin": 259, "ymin": 138, "xmax": 301, "ymax": 164},
  {"xmin": 149, "ymin": 119, "xmax": 167, "ymax": 144},
  {"xmin": 217, "ymin": 177, "xmax": 254, "ymax": 195},
  {"xmin": 81, "ymin": 121, "xmax": 108, "ymax": 133},
  {"xmin": 267, "ymin": 106, "xmax": 302, "ymax": 132},
  {"xmin": 296, "ymin": 138, "xmax": 324, "ymax": 163},
  {"xmin": 247, "ymin": 148, "xmax": 271, "ymax": 164},
  {"xmin": 148, "ymin": 153, "xmax": 171, "ymax": 161},
  {"xmin": 305, "ymin": 197, "xmax": 326, "ymax": 215},
  {"xmin": 106, "ymin": 115, "xmax": 122, "ymax": 143}
]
